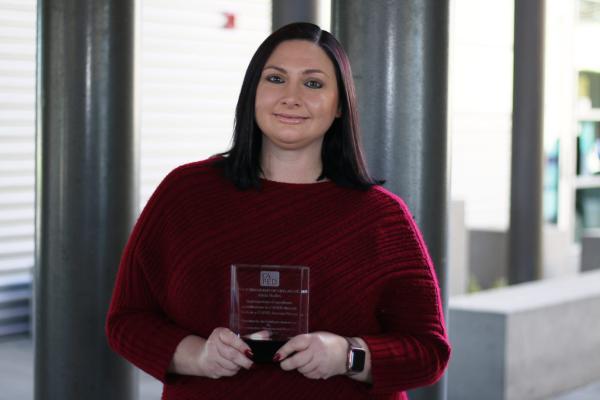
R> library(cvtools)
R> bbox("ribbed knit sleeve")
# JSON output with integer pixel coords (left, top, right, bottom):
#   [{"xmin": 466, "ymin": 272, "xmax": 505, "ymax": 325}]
[
  {"xmin": 362, "ymin": 190, "xmax": 451, "ymax": 395},
  {"xmin": 105, "ymin": 169, "xmax": 192, "ymax": 383}
]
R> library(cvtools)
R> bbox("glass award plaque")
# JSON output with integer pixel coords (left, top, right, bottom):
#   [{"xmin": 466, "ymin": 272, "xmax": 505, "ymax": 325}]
[{"xmin": 230, "ymin": 264, "xmax": 309, "ymax": 363}]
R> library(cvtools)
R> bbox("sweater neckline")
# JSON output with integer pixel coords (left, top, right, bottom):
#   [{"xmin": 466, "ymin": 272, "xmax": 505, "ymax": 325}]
[{"xmin": 259, "ymin": 177, "xmax": 335, "ymax": 189}]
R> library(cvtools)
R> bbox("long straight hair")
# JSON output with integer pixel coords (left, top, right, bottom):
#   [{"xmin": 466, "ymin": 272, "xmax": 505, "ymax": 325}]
[{"xmin": 214, "ymin": 22, "xmax": 383, "ymax": 191}]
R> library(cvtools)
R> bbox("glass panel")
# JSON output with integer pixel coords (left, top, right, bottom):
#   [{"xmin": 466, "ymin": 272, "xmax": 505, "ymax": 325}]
[
  {"xmin": 576, "ymin": 188, "xmax": 600, "ymax": 241},
  {"xmin": 577, "ymin": 121, "xmax": 600, "ymax": 176},
  {"xmin": 544, "ymin": 139, "xmax": 559, "ymax": 224},
  {"xmin": 578, "ymin": 71, "xmax": 600, "ymax": 110}
]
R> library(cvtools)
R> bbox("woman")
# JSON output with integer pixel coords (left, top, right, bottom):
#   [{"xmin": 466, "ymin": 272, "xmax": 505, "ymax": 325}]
[{"xmin": 106, "ymin": 22, "xmax": 450, "ymax": 399}]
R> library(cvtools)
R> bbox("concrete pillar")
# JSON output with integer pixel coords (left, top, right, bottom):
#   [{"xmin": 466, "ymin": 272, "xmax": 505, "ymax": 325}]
[
  {"xmin": 272, "ymin": 0, "xmax": 318, "ymax": 31},
  {"xmin": 35, "ymin": 1, "xmax": 138, "ymax": 399},
  {"xmin": 332, "ymin": 1, "xmax": 449, "ymax": 399},
  {"xmin": 508, "ymin": 0, "xmax": 545, "ymax": 284}
]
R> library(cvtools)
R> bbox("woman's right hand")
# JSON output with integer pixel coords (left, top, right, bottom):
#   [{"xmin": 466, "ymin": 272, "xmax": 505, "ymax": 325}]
[{"xmin": 169, "ymin": 327, "xmax": 253, "ymax": 378}]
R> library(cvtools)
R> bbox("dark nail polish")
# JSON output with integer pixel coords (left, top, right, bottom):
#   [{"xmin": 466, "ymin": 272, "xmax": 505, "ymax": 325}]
[
  {"xmin": 245, "ymin": 350, "xmax": 253, "ymax": 358},
  {"xmin": 273, "ymin": 353, "xmax": 281, "ymax": 362}
]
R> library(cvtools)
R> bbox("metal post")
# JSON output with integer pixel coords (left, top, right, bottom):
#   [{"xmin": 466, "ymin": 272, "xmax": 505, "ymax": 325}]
[
  {"xmin": 35, "ymin": 0, "xmax": 139, "ymax": 399},
  {"xmin": 333, "ymin": 1, "xmax": 449, "ymax": 399},
  {"xmin": 508, "ymin": 0, "xmax": 545, "ymax": 284},
  {"xmin": 272, "ymin": 0, "xmax": 318, "ymax": 31}
]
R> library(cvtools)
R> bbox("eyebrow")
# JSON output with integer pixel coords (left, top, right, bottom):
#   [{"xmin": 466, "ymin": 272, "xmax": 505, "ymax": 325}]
[{"xmin": 263, "ymin": 65, "xmax": 329, "ymax": 77}]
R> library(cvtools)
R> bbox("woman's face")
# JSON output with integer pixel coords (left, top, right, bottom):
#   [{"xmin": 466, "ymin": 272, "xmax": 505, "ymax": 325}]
[{"xmin": 255, "ymin": 40, "xmax": 341, "ymax": 153}]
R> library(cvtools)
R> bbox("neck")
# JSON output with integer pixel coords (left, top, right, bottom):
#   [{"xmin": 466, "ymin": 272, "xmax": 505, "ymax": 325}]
[{"xmin": 260, "ymin": 140, "xmax": 325, "ymax": 184}]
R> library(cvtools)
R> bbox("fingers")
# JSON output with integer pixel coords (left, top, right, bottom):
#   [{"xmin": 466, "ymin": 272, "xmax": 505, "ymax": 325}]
[
  {"xmin": 276, "ymin": 332, "xmax": 348, "ymax": 380},
  {"xmin": 217, "ymin": 328, "xmax": 253, "ymax": 369},
  {"xmin": 218, "ymin": 328, "xmax": 252, "ymax": 355},
  {"xmin": 280, "ymin": 349, "xmax": 313, "ymax": 371},
  {"xmin": 278, "ymin": 334, "xmax": 321, "ymax": 376},
  {"xmin": 217, "ymin": 328, "xmax": 253, "ymax": 368},
  {"xmin": 301, "ymin": 364, "xmax": 324, "ymax": 380},
  {"xmin": 200, "ymin": 327, "xmax": 253, "ymax": 378},
  {"xmin": 281, "ymin": 350, "xmax": 329, "ymax": 379},
  {"xmin": 297, "ymin": 359, "xmax": 319, "ymax": 376},
  {"xmin": 275, "ymin": 334, "xmax": 310, "ymax": 362},
  {"xmin": 204, "ymin": 359, "xmax": 239, "ymax": 379},
  {"xmin": 214, "ymin": 357, "xmax": 241, "ymax": 376},
  {"xmin": 216, "ymin": 339, "xmax": 253, "ymax": 370}
]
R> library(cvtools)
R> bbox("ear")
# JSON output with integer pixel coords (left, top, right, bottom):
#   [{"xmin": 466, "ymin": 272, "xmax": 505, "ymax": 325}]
[{"xmin": 336, "ymin": 105, "xmax": 342, "ymax": 118}]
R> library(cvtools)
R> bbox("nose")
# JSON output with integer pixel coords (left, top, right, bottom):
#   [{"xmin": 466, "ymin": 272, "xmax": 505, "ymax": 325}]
[{"xmin": 280, "ymin": 83, "xmax": 301, "ymax": 108}]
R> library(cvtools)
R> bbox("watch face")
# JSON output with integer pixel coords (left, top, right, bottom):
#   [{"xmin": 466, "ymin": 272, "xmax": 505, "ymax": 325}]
[{"xmin": 349, "ymin": 348, "xmax": 366, "ymax": 372}]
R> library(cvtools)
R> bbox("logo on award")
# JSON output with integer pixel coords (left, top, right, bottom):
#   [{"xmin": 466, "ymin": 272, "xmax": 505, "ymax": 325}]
[{"xmin": 260, "ymin": 271, "xmax": 280, "ymax": 287}]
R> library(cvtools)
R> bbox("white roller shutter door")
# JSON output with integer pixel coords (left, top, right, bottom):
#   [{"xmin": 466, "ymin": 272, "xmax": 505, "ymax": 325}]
[
  {"xmin": 0, "ymin": 0, "xmax": 270, "ymax": 336},
  {"xmin": 0, "ymin": 0, "xmax": 36, "ymax": 336}
]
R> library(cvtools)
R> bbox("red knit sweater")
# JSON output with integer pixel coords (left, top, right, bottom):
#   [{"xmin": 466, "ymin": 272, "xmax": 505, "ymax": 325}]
[{"xmin": 106, "ymin": 157, "xmax": 451, "ymax": 400}]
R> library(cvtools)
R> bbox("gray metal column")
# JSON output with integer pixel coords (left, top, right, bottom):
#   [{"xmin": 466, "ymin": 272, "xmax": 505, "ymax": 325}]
[
  {"xmin": 272, "ymin": 0, "xmax": 318, "ymax": 31},
  {"xmin": 333, "ymin": 1, "xmax": 449, "ymax": 399},
  {"xmin": 35, "ymin": 1, "xmax": 138, "ymax": 399},
  {"xmin": 508, "ymin": 0, "xmax": 545, "ymax": 284}
]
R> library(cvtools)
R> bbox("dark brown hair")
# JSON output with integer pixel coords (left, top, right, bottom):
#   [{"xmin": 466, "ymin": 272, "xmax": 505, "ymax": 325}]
[{"xmin": 214, "ymin": 22, "xmax": 383, "ymax": 190}]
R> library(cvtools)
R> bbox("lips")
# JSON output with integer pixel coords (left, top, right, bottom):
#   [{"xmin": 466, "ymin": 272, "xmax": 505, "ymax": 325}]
[{"xmin": 273, "ymin": 113, "xmax": 308, "ymax": 124}]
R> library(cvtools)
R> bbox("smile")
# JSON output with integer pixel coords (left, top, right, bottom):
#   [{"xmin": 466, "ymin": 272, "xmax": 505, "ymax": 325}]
[{"xmin": 273, "ymin": 113, "xmax": 308, "ymax": 125}]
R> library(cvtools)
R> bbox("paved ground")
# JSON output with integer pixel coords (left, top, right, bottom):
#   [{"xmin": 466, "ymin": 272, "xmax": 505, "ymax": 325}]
[
  {"xmin": 1, "ymin": 334, "xmax": 599, "ymax": 400},
  {"xmin": 550, "ymin": 381, "xmax": 600, "ymax": 400},
  {"xmin": 0, "ymin": 335, "xmax": 161, "ymax": 400}
]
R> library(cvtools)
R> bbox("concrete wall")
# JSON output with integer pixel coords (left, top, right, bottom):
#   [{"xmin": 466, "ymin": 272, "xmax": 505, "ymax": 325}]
[
  {"xmin": 468, "ymin": 229, "xmax": 508, "ymax": 289},
  {"xmin": 468, "ymin": 226, "xmax": 579, "ymax": 290},
  {"xmin": 581, "ymin": 229, "xmax": 600, "ymax": 272},
  {"xmin": 447, "ymin": 270, "xmax": 600, "ymax": 400},
  {"xmin": 543, "ymin": 225, "xmax": 577, "ymax": 278}
]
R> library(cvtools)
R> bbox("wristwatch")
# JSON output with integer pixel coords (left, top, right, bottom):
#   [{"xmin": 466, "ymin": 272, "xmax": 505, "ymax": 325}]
[{"xmin": 344, "ymin": 337, "xmax": 366, "ymax": 376}]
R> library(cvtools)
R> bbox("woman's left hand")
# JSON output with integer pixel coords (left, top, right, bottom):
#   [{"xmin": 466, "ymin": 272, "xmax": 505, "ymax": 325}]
[{"xmin": 275, "ymin": 332, "xmax": 347, "ymax": 379}]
